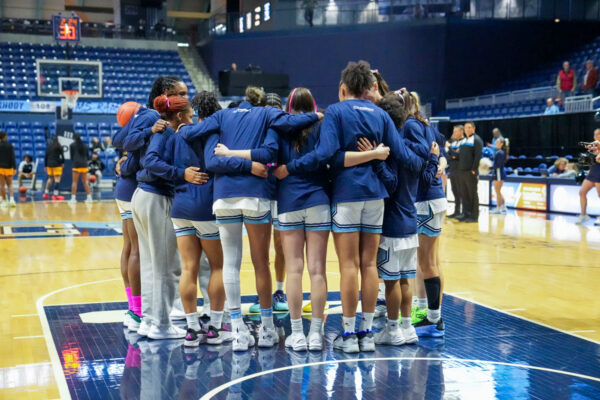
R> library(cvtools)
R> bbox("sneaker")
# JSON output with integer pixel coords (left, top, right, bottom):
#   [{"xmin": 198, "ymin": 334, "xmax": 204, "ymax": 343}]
[
  {"xmin": 402, "ymin": 325, "xmax": 419, "ymax": 344},
  {"xmin": 123, "ymin": 311, "xmax": 132, "ymax": 327},
  {"xmin": 414, "ymin": 317, "xmax": 445, "ymax": 338},
  {"xmin": 69, "ymin": 197, "xmax": 77, "ymax": 204},
  {"xmin": 285, "ymin": 332, "xmax": 307, "ymax": 351},
  {"xmin": 8, "ymin": 199, "xmax": 16, "ymax": 207},
  {"xmin": 248, "ymin": 298, "xmax": 260, "ymax": 314},
  {"xmin": 374, "ymin": 298, "xmax": 387, "ymax": 318},
  {"xmin": 42, "ymin": 193, "xmax": 50, "ymax": 200},
  {"xmin": 137, "ymin": 319, "xmax": 152, "ymax": 337},
  {"xmin": 357, "ymin": 330, "xmax": 375, "ymax": 352},
  {"xmin": 147, "ymin": 324, "xmax": 186, "ymax": 340},
  {"xmin": 490, "ymin": 207, "xmax": 501, "ymax": 214},
  {"xmin": 169, "ymin": 307, "xmax": 187, "ymax": 321},
  {"xmin": 595, "ymin": 217, "xmax": 600, "ymax": 226},
  {"xmin": 232, "ymin": 327, "xmax": 255, "ymax": 352},
  {"xmin": 128, "ymin": 313, "xmax": 141, "ymax": 332},
  {"xmin": 307, "ymin": 331, "xmax": 324, "ymax": 351},
  {"xmin": 576, "ymin": 214, "xmax": 591, "ymax": 225},
  {"xmin": 411, "ymin": 307, "xmax": 427, "ymax": 325},
  {"xmin": 85, "ymin": 196, "xmax": 93, "ymax": 203},
  {"xmin": 333, "ymin": 332, "xmax": 359, "ymax": 353},
  {"xmin": 184, "ymin": 327, "xmax": 207, "ymax": 347},
  {"xmin": 272, "ymin": 290, "xmax": 289, "ymax": 311},
  {"xmin": 206, "ymin": 324, "xmax": 232, "ymax": 345},
  {"xmin": 258, "ymin": 325, "xmax": 279, "ymax": 348},
  {"xmin": 374, "ymin": 326, "xmax": 405, "ymax": 346},
  {"xmin": 302, "ymin": 301, "xmax": 328, "ymax": 313},
  {"xmin": 0, "ymin": 201, "xmax": 7, "ymax": 208}
]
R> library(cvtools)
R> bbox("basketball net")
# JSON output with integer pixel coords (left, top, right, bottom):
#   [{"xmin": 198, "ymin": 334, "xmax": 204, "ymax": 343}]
[{"xmin": 61, "ymin": 89, "xmax": 79, "ymax": 119}]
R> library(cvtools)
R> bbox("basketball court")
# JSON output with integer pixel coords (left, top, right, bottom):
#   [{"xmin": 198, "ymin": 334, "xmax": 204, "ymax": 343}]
[{"xmin": 1, "ymin": 200, "xmax": 599, "ymax": 399}]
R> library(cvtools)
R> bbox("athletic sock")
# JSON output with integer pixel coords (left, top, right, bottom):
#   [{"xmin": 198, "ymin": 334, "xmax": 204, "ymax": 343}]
[
  {"xmin": 230, "ymin": 309, "xmax": 243, "ymax": 331},
  {"xmin": 276, "ymin": 281, "xmax": 284, "ymax": 292},
  {"xmin": 359, "ymin": 312, "xmax": 374, "ymax": 332},
  {"xmin": 309, "ymin": 317, "xmax": 323, "ymax": 334},
  {"xmin": 210, "ymin": 310, "xmax": 224, "ymax": 329},
  {"xmin": 400, "ymin": 317, "xmax": 412, "ymax": 329},
  {"xmin": 185, "ymin": 312, "xmax": 201, "ymax": 331},
  {"xmin": 132, "ymin": 296, "xmax": 141, "ymax": 316},
  {"xmin": 427, "ymin": 309, "xmax": 441, "ymax": 324},
  {"xmin": 378, "ymin": 282, "xmax": 386, "ymax": 299},
  {"xmin": 343, "ymin": 316, "xmax": 356, "ymax": 334},
  {"xmin": 386, "ymin": 318, "xmax": 399, "ymax": 331},
  {"xmin": 291, "ymin": 318, "xmax": 303, "ymax": 334},
  {"xmin": 125, "ymin": 287, "xmax": 133, "ymax": 311},
  {"xmin": 261, "ymin": 308, "xmax": 274, "ymax": 329},
  {"xmin": 417, "ymin": 298, "xmax": 428, "ymax": 310}
]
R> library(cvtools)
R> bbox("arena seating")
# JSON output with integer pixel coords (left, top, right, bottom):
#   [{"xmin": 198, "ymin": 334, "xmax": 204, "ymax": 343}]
[
  {"xmin": 437, "ymin": 36, "xmax": 600, "ymax": 120},
  {"xmin": 0, "ymin": 42, "xmax": 196, "ymax": 104}
]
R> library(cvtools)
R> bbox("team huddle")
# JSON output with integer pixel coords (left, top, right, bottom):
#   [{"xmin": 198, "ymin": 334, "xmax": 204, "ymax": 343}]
[{"xmin": 114, "ymin": 60, "xmax": 447, "ymax": 354}]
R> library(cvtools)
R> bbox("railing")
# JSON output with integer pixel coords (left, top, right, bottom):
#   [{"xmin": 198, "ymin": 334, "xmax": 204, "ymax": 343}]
[
  {"xmin": 564, "ymin": 95, "xmax": 595, "ymax": 113},
  {"xmin": 445, "ymin": 86, "xmax": 557, "ymax": 109}
]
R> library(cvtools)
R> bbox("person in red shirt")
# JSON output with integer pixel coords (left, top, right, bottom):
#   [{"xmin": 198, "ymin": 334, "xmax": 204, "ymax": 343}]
[
  {"xmin": 581, "ymin": 60, "xmax": 599, "ymax": 95},
  {"xmin": 557, "ymin": 61, "xmax": 577, "ymax": 102}
]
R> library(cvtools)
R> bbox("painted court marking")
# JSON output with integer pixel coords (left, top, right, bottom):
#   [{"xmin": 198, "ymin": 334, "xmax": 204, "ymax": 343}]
[
  {"xmin": 198, "ymin": 357, "xmax": 600, "ymax": 400},
  {"xmin": 13, "ymin": 335, "xmax": 44, "ymax": 340}
]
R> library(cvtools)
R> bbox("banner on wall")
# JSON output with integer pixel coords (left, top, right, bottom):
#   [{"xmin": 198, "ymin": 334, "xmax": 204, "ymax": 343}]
[
  {"xmin": 491, "ymin": 182, "xmax": 547, "ymax": 211},
  {"xmin": 446, "ymin": 178, "xmax": 490, "ymax": 206},
  {"xmin": 550, "ymin": 184, "xmax": 600, "ymax": 215},
  {"xmin": 0, "ymin": 100, "xmax": 120, "ymax": 114}
]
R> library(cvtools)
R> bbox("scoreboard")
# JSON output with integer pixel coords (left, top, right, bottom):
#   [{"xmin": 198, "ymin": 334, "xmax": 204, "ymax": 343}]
[{"xmin": 52, "ymin": 15, "xmax": 81, "ymax": 42}]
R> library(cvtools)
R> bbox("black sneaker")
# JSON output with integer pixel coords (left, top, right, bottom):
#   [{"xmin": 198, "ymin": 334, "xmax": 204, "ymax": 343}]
[
  {"xmin": 206, "ymin": 324, "xmax": 233, "ymax": 344},
  {"xmin": 357, "ymin": 330, "xmax": 375, "ymax": 351},
  {"xmin": 414, "ymin": 317, "xmax": 445, "ymax": 338},
  {"xmin": 184, "ymin": 327, "xmax": 207, "ymax": 347}
]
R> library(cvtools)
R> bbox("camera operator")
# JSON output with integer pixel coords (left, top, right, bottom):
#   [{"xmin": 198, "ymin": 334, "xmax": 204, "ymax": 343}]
[{"xmin": 577, "ymin": 128, "xmax": 600, "ymax": 225}]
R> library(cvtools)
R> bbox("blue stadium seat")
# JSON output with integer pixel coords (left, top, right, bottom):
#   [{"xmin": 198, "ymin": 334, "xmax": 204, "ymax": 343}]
[{"xmin": 518, "ymin": 155, "xmax": 527, "ymax": 159}]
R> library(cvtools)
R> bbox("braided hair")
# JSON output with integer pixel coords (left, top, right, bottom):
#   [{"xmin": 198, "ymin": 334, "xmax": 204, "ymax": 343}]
[{"xmin": 147, "ymin": 76, "xmax": 183, "ymax": 109}]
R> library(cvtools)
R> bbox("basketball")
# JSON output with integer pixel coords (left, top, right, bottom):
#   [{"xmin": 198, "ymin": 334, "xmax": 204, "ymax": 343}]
[
  {"xmin": 89, "ymin": 174, "xmax": 97, "ymax": 183},
  {"xmin": 116, "ymin": 101, "xmax": 141, "ymax": 127},
  {"xmin": 18, "ymin": 186, "xmax": 27, "ymax": 194}
]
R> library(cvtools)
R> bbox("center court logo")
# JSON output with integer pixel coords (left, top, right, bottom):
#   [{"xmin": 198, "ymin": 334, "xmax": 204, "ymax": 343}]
[{"xmin": 0, "ymin": 222, "xmax": 122, "ymax": 239}]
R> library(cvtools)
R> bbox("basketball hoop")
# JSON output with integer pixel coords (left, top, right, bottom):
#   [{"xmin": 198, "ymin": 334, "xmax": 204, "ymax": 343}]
[{"xmin": 62, "ymin": 89, "xmax": 79, "ymax": 111}]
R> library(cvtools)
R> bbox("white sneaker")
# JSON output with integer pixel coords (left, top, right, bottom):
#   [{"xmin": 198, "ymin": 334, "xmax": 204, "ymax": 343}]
[
  {"xmin": 9, "ymin": 199, "xmax": 16, "ymax": 207},
  {"xmin": 0, "ymin": 200, "xmax": 8, "ymax": 208},
  {"xmin": 147, "ymin": 324, "xmax": 186, "ymax": 340},
  {"xmin": 307, "ymin": 331, "xmax": 323, "ymax": 351},
  {"xmin": 69, "ymin": 197, "xmax": 77, "ymax": 204},
  {"xmin": 576, "ymin": 214, "xmax": 591, "ymax": 224},
  {"xmin": 123, "ymin": 312, "xmax": 132, "ymax": 327},
  {"xmin": 137, "ymin": 319, "xmax": 152, "ymax": 336},
  {"xmin": 333, "ymin": 333, "xmax": 359, "ymax": 353},
  {"xmin": 402, "ymin": 325, "xmax": 418, "ymax": 344},
  {"xmin": 258, "ymin": 325, "xmax": 279, "ymax": 348},
  {"xmin": 595, "ymin": 217, "xmax": 600, "ymax": 226},
  {"xmin": 358, "ymin": 330, "xmax": 376, "ymax": 352},
  {"xmin": 285, "ymin": 332, "xmax": 307, "ymax": 351},
  {"xmin": 490, "ymin": 207, "xmax": 501, "ymax": 214},
  {"xmin": 85, "ymin": 196, "xmax": 93, "ymax": 203},
  {"xmin": 169, "ymin": 307, "xmax": 187, "ymax": 321},
  {"xmin": 232, "ymin": 328, "xmax": 255, "ymax": 352},
  {"xmin": 374, "ymin": 299, "xmax": 387, "ymax": 318},
  {"xmin": 374, "ymin": 326, "xmax": 406, "ymax": 346},
  {"xmin": 128, "ymin": 315, "xmax": 141, "ymax": 332}
]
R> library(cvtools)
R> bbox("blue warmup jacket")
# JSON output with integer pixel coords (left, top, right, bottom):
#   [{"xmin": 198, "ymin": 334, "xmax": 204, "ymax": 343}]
[
  {"xmin": 138, "ymin": 126, "xmax": 181, "ymax": 197},
  {"xmin": 168, "ymin": 131, "xmax": 250, "ymax": 221},
  {"xmin": 111, "ymin": 112, "xmax": 142, "ymax": 202},
  {"xmin": 285, "ymin": 99, "xmax": 433, "ymax": 205},
  {"xmin": 276, "ymin": 122, "xmax": 330, "ymax": 214},
  {"xmin": 179, "ymin": 101, "xmax": 319, "ymax": 202},
  {"xmin": 401, "ymin": 118, "xmax": 447, "ymax": 202}
]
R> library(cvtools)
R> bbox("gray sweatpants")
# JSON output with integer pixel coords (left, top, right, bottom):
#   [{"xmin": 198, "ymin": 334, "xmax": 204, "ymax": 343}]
[{"xmin": 132, "ymin": 188, "xmax": 182, "ymax": 328}]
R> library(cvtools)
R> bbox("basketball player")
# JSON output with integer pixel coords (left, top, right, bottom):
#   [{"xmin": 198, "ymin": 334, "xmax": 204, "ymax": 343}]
[
  {"xmin": 68, "ymin": 134, "xmax": 92, "ymax": 203},
  {"xmin": 0, "ymin": 131, "xmax": 16, "ymax": 207}
]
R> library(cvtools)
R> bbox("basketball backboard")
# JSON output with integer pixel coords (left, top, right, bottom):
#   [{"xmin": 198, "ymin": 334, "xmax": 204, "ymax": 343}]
[{"xmin": 36, "ymin": 59, "xmax": 103, "ymax": 99}]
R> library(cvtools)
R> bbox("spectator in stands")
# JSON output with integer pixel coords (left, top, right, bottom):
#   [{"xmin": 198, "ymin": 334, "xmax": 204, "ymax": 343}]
[
  {"xmin": 448, "ymin": 125, "xmax": 465, "ymax": 219},
  {"xmin": 303, "ymin": 0, "xmax": 317, "ymax": 27},
  {"xmin": 154, "ymin": 19, "xmax": 166, "ymax": 40},
  {"xmin": 580, "ymin": 60, "xmax": 598, "ymax": 96},
  {"xmin": 17, "ymin": 154, "xmax": 34, "ymax": 187},
  {"xmin": 457, "ymin": 121, "xmax": 483, "ymax": 223},
  {"xmin": 486, "ymin": 128, "xmax": 504, "ymax": 154},
  {"xmin": 547, "ymin": 157, "xmax": 572, "ymax": 177},
  {"xmin": 136, "ymin": 19, "xmax": 146, "ymax": 38},
  {"xmin": 88, "ymin": 153, "xmax": 105, "ymax": 187},
  {"xmin": 89, "ymin": 137, "xmax": 104, "ymax": 154},
  {"xmin": 103, "ymin": 137, "xmax": 116, "ymax": 154},
  {"xmin": 0, "ymin": 131, "xmax": 17, "ymax": 207},
  {"xmin": 557, "ymin": 61, "xmax": 576, "ymax": 102},
  {"xmin": 231, "ymin": 63, "xmax": 238, "ymax": 72},
  {"xmin": 544, "ymin": 97, "xmax": 560, "ymax": 115}
]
